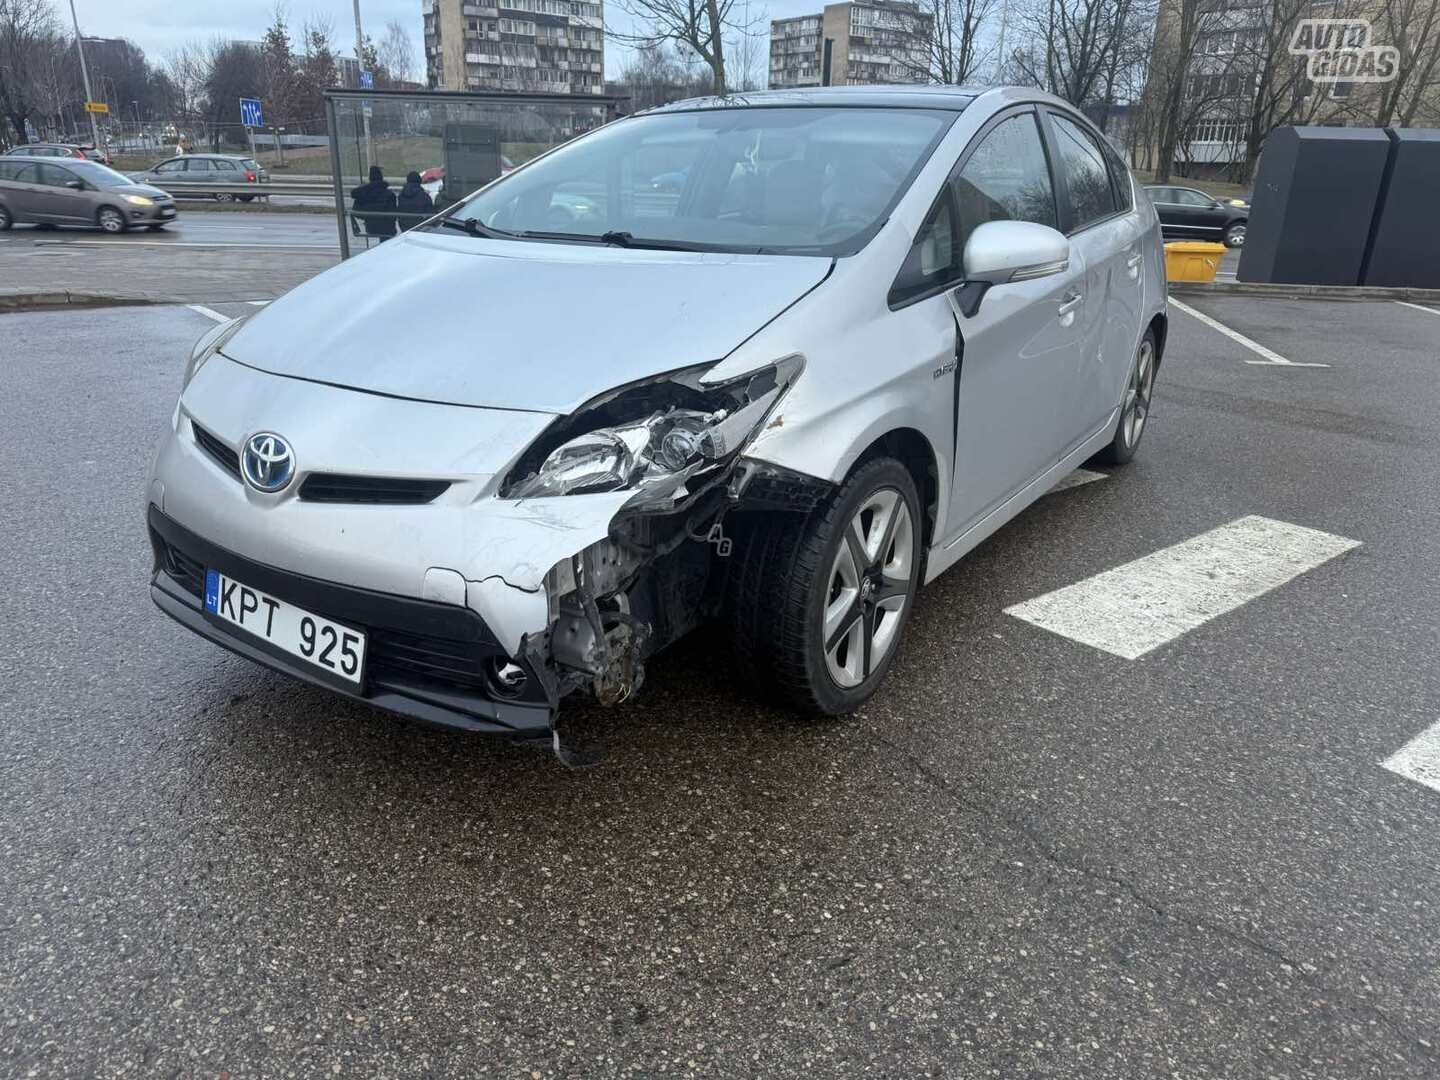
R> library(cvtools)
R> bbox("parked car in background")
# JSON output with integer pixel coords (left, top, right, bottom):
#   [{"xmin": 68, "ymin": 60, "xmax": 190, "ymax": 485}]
[
  {"xmin": 146, "ymin": 86, "xmax": 1167, "ymax": 763},
  {"xmin": 4, "ymin": 143, "xmax": 89, "ymax": 161},
  {"xmin": 130, "ymin": 154, "xmax": 269, "ymax": 201},
  {"xmin": 1144, "ymin": 184, "xmax": 1248, "ymax": 247},
  {"xmin": 0, "ymin": 156, "xmax": 177, "ymax": 232}
]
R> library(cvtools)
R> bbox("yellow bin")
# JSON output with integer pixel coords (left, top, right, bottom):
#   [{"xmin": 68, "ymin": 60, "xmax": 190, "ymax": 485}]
[{"xmin": 1164, "ymin": 241, "xmax": 1228, "ymax": 283}]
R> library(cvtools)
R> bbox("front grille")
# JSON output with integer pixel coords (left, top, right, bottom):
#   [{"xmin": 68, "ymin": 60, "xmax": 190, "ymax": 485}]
[
  {"xmin": 368, "ymin": 628, "xmax": 490, "ymax": 692},
  {"xmin": 299, "ymin": 474, "xmax": 450, "ymax": 504},
  {"xmin": 162, "ymin": 542, "xmax": 207, "ymax": 597},
  {"xmin": 192, "ymin": 423, "xmax": 241, "ymax": 480},
  {"xmin": 152, "ymin": 529, "xmax": 501, "ymax": 698}
]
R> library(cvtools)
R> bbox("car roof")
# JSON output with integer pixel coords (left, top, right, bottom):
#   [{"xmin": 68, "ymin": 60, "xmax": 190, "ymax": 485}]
[{"xmin": 644, "ymin": 84, "xmax": 982, "ymax": 114}]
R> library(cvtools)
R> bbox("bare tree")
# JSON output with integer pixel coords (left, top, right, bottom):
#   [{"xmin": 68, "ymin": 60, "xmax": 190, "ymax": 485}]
[
  {"xmin": 610, "ymin": 0, "xmax": 760, "ymax": 95},
  {"xmin": 1009, "ymin": 0, "xmax": 1142, "ymax": 106},
  {"xmin": 163, "ymin": 43, "xmax": 209, "ymax": 134},
  {"xmin": 901, "ymin": 0, "xmax": 999, "ymax": 85},
  {"xmin": 377, "ymin": 19, "xmax": 417, "ymax": 85},
  {"xmin": 1373, "ymin": 0, "xmax": 1440, "ymax": 125},
  {"xmin": 0, "ymin": 0, "xmax": 61, "ymax": 145},
  {"xmin": 608, "ymin": 42, "xmax": 712, "ymax": 109}
]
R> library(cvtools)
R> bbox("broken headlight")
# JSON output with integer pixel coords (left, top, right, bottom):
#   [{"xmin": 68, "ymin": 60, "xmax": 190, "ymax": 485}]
[{"xmin": 508, "ymin": 356, "xmax": 801, "ymax": 508}]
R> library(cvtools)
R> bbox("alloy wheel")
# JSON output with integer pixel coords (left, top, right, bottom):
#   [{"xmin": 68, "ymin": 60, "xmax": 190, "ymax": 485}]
[
  {"xmin": 822, "ymin": 488, "xmax": 914, "ymax": 688},
  {"xmin": 1226, "ymin": 223, "xmax": 1246, "ymax": 247},
  {"xmin": 98, "ymin": 208, "xmax": 124, "ymax": 233},
  {"xmin": 1122, "ymin": 337, "xmax": 1156, "ymax": 449}
]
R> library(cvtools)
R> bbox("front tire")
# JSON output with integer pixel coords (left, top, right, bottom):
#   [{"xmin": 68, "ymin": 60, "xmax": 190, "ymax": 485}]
[
  {"xmin": 728, "ymin": 457, "xmax": 922, "ymax": 715},
  {"xmin": 214, "ymin": 192, "xmax": 235, "ymax": 203},
  {"xmin": 97, "ymin": 206, "xmax": 126, "ymax": 234},
  {"xmin": 1224, "ymin": 221, "xmax": 1246, "ymax": 247},
  {"xmin": 1093, "ymin": 328, "xmax": 1157, "ymax": 466}
]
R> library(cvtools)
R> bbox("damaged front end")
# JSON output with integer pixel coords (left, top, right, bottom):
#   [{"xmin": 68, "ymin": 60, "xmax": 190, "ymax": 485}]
[{"xmin": 479, "ymin": 356, "xmax": 811, "ymax": 764}]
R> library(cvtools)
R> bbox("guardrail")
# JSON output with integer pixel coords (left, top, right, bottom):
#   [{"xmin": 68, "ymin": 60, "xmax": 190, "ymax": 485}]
[{"xmin": 142, "ymin": 182, "xmax": 336, "ymax": 198}]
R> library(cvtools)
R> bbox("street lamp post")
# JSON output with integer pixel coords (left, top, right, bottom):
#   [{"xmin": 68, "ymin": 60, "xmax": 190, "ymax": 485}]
[
  {"xmin": 352, "ymin": 0, "xmax": 374, "ymax": 169},
  {"xmin": 66, "ymin": 0, "xmax": 103, "ymax": 154}
]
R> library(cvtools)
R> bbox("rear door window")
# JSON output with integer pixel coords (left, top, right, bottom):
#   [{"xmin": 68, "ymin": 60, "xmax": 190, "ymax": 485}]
[
  {"xmin": 39, "ymin": 164, "xmax": 77, "ymax": 187},
  {"xmin": 1048, "ymin": 113, "xmax": 1118, "ymax": 232}
]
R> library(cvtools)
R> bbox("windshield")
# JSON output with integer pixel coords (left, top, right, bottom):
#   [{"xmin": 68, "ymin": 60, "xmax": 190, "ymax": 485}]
[
  {"xmin": 446, "ymin": 106, "xmax": 957, "ymax": 255},
  {"xmin": 66, "ymin": 160, "xmax": 138, "ymax": 188}
]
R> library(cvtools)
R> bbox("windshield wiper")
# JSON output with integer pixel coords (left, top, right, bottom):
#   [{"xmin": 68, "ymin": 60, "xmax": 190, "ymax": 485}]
[
  {"xmin": 435, "ymin": 217, "xmax": 514, "ymax": 240},
  {"xmin": 513, "ymin": 229, "xmax": 708, "ymax": 252}
]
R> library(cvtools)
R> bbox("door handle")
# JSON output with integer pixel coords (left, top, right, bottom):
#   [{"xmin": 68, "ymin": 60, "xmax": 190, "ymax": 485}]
[
  {"xmin": 1057, "ymin": 292, "xmax": 1083, "ymax": 316},
  {"xmin": 1126, "ymin": 253, "xmax": 1144, "ymax": 268}
]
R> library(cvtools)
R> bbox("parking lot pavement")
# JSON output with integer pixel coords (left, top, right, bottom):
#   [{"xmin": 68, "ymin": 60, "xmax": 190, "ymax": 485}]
[{"xmin": 1, "ymin": 299, "xmax": 1437, "ymax": 1078}]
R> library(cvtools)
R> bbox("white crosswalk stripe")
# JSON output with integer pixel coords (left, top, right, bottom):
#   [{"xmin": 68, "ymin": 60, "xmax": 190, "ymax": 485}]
[
  {"xmin": 1004, "ymin": 515, "xmax": 1360, "ymax": 659},
  {"xmin": 1381, "ymin": 720, "xmax": 1440, "ymax": 795}
]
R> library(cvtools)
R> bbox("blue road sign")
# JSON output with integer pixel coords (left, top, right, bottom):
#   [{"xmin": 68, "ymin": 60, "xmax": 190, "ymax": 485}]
[
  {"xmin": 239, "ymin": 98, "xmax": 264, "ymax": 127},
  {"xmin": 359, "ymin": 70, "xmax": 374, "ymax": 89}
]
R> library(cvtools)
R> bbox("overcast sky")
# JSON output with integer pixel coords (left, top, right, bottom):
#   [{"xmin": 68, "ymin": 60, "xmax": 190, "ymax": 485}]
[{"xmin": 68, "ymin": 0, "xmax": 820, "ymax": 81}]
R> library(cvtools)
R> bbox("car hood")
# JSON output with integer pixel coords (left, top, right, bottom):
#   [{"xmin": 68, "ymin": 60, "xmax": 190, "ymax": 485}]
[
  {"xmin": 114, "ymin": 182, "xmax": 168, "ymax": 198},
  {"xmin": 219, "ymin": 232, "xmax": 832, "ymax": 414}
]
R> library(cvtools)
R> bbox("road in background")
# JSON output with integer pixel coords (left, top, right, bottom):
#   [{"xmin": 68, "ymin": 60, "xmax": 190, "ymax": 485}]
[
  {"xmin": 0, "ymin": 211, "xmax": 340, "ymax": 250},
  {"xmin": 1, "ymin": 296, "xmax": 1437, "ymax": 1077}
]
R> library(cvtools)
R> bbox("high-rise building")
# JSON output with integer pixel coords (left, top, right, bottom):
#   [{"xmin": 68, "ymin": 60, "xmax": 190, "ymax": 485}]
[
  {"xmin": 769, "ymin": 2, "xmax": 932, "ymax": 89},
  {"xmin": 423, "ymin": 0, "xmax": 605, "ymax": 95}
]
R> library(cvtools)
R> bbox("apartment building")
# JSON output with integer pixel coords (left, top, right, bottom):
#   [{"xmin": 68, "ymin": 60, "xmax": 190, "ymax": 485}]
[
  {"xmin": 423, "ymin": 0, "xmax": 605, "ymax": 95},
  {"xmin": 769, "ymin": 1, "xmax": 933, "ymax": 89}
]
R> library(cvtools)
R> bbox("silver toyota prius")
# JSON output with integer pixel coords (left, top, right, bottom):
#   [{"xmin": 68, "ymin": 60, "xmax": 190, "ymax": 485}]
[{"xmin": 147, "ymin": 86, "xmax": 1167, "ymax": 762}]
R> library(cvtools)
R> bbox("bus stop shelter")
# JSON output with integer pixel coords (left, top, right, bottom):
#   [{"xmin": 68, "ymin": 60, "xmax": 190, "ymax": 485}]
[{"xmin": 322, "ymin": 87, "xmax": 626, "ymax": 258}]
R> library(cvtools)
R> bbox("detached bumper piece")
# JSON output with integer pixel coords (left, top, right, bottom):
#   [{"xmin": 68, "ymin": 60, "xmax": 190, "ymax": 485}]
[{"xmin": 147, "ymin": 507, "xmax": 553, "ymax": 738}]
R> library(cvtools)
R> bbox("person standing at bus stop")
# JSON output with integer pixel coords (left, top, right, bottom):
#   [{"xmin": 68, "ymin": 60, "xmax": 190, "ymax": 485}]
[{"xmin": 350, "ymin": 165, "xmax": 397, "ymax": 241}]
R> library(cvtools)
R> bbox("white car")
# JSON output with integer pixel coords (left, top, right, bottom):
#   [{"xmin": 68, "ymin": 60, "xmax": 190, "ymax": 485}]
[{"xmin": 147, "ymin": 86, "xmax": 1167, "ymax": 764}]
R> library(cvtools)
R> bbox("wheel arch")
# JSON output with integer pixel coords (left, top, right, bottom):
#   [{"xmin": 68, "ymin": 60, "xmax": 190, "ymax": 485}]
[
  {"xmin": 1148, "ymin": 312, "xmax": 1168, "ymax": 367},
  {"xmin": 851, "ymin": 427, "xmax": 940, "ymax": 554}
]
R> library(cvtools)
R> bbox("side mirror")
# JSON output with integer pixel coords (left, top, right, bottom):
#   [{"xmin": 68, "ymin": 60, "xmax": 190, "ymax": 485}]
[
  {"xmin": 956, "ymin": 220, "xmax": 1071, "ymax": 317},
  {"xmin": 65, "ymin": 179, "xmax": 85, "ymax": 190}
]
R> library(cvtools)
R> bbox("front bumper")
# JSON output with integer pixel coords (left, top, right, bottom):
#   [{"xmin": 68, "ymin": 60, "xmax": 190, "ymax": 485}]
[{"xmin": 148, "ymin": 506, "xmax": 554, "ymax": 738}]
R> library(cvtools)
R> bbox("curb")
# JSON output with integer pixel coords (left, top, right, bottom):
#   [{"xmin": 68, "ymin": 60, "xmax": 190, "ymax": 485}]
[
  {"xmin": 0, "ymin": 290, "xmax": 163, "ymax": 312},
  {"xmin": 1171, "ymin": 280, "xmax": 1440, "ymax": 302}
]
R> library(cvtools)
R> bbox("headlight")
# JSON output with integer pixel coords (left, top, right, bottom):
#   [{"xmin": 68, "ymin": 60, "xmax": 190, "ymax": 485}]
[
  {"xmin": 181, "ymin": 315, "xmax": 248, "ymax": 390},
  {"xmin": 508, "ymin": 356, "xmax": 802, "ymax": 507},
  {"xmin": 124, "ymin": 195, "xmax": 154, "ymax": 206}
]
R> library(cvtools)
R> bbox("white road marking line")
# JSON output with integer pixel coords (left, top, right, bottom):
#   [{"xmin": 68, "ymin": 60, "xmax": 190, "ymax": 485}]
[
  {"xmin": 185, "ymin": 304, "xmax": 232, "ymax": 324},
  {"xmin": 1048, "ymin": 468, "xmax": 1108, "ymax": 494},
  {"xmin": 1169, "ymin": 297, "xmax": 1330, "ymax": 368},
  {"xmin": 1382, "ymin": 720, "xmax": 1440, "ymax": 795},
  {"xmin": 1004, "ymin": 515, "xmax": 1360, "ymax": 659},
  {"xmin": 1393, "ymin": 300, "xmax": 1440, "ymax": 318}
]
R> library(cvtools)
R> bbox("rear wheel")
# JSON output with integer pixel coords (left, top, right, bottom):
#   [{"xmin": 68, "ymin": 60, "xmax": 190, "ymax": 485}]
[
  {"xmin": 728, "ymin": 457, "xmax": 922, "ymax": 715},
  {"xmin": 97, "ymin": 206, "xmax": 126, "ymax": 234},
  {"xmin": 1093, "ymin": 328, "xmax": 1157, "ymax": 466},
  {"xmin": 214, "ymin": 192, "xmax": 235, "ymax": 203},
  {"xmin": 1224, "ymin": 221, "xmax": 1246, "ymax": 247}
]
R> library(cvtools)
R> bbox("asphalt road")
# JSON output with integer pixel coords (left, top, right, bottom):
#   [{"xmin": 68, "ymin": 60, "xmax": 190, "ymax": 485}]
[
  {"xmin": 0, "ymin": 210, "xmax": 341, "ymax": 251},
  {"xmin": 2, "ymin": 296, "xmax": 1438, "ymax": 1078}
]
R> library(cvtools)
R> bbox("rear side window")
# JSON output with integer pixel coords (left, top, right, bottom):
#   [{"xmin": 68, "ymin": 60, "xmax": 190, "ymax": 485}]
[
  {"xmin": 242, "ymin": 159, "xmax": 260, "ymax": 171},
  {"xmin": 0, "ymin": 162, "xmax": 15, "ymax": 180},
  {"xmin": 214, "ymin": 160, "xmax": 239, "ymax": 171},
  {"xmin": 1049, "ymin": 113, "xmax": 1117, "ymax": 231},
  {"xmin": 952, "ymin": 112, "xmax": 1057, "ymax": 253}
]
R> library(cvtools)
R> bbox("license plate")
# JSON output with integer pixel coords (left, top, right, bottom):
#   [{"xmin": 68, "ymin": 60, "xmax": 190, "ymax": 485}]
[
  {"xmin": 159, "ymin": 207, "xmax": 176, "ymax": 217},
  {"xmin": 204, "ymin": 570, "xmax": 366, "ymax": 685}
]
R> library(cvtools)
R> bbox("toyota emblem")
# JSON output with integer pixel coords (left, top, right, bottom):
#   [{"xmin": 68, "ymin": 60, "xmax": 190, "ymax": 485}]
[{"xmin": 241, "ymin": 432, "xmax": 295, "ymax": 493}]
